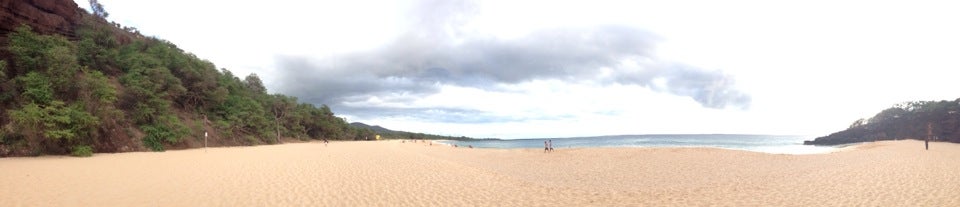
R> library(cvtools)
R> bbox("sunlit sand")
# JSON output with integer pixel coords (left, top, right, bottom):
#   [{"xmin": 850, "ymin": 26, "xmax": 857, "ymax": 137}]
[{"xmin": 1, "ymin": 140, "xmax": 957, "ymax": 206}]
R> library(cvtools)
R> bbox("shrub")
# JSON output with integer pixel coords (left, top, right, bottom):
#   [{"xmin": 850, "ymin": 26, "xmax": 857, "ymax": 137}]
[
  {"xmin": 17, "ymin": 72, "xmax": 54, "ymax": 105},
  {"xmin": 243, "ymin": 135, "xmax": 259, "ymax": 145},
  {"xmin": 10, "ymin": 101, "xmax": 99, "ymax": 147},
  {"xmin": 264, "ymin": 135, "xmax": 276, "ymax": 145},
  {"xmin": 71, "ymin": 145, "xmax": 93, "ymax": 157},
  {"xmin": 141, "ymin": 124, "xmax": 175, "ymax": 151}
]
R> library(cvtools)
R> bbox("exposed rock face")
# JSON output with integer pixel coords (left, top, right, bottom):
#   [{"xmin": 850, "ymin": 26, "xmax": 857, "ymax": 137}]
[{"xmin": 0, "ymin": 0, "xmax": 81, "ymax": 40}]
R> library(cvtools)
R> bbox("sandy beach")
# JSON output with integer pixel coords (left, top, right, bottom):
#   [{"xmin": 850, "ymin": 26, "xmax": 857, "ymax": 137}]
[{"xmin": 1, "ymin": 140, "xmax": 958, "ymax": 206}]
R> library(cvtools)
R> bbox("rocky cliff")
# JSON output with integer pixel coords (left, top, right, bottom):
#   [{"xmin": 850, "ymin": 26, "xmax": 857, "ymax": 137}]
[{"xmin": 0, "ymin": 0, "xmax": 81, "ymax": 42}]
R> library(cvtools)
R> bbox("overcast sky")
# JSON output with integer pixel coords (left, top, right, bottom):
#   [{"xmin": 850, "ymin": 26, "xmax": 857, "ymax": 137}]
[{"xmin": 78, "ymin": 0, "xmax": 960, "ymax": 138}]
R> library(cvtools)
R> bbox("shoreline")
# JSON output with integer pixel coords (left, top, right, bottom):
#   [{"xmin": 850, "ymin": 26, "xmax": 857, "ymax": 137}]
[
  {"xmin": 435, "ymin": 138, "xmax": 854, "ymax": 155},
  {"xmin": 0, "ymin": 139, "xmax": 898, "ymax": 160},
  {"xmin": 1, "ymin": 140, "xmax": 958, "ymax": 206}
]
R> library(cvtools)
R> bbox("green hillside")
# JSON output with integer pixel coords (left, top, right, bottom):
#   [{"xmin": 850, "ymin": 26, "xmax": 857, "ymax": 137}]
[{"xmin": 0, "ymin": 12, "xmax": 375, "ymax": 156}]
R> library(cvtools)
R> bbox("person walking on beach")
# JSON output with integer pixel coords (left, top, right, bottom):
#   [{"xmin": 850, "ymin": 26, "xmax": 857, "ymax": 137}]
[
  {"xmin": 544, "ymin": 141, "xmax": 549, "ymax": 153},
  {"xmin": 548, "ymin": 139, "xmax": 554, "ymax": 152}
]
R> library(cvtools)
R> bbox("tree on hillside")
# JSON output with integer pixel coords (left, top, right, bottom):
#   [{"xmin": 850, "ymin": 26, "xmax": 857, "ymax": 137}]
[
  {"xmin": 243, "ymin": 74, "xmax": 266, "ymax": 94},
  {"xmin": 0, "ymin": 61, "xmax": 11, "ymax": 105},
  {"xmin": 5, "ymin": 26, "xmax": 103, "ymax": 154},
  {"xmin": 317, "ymin": 104, "xmax": 348, "ymax": 140},
  {"xmin": 270, "ymin": 94, "xmax": 296, "ymax": 143},
  {"xmin": 89, "ymin": 0, "xmax": 109, "ymax": 18}
]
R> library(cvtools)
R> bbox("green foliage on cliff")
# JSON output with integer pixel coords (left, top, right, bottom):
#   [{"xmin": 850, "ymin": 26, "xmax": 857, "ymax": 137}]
[{"xmin": 0, "ymin": 14, "xmax": 370, "ymax": 156}]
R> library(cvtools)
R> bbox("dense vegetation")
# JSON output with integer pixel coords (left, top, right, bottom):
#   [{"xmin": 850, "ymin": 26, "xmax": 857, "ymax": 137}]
[
  {"xmin": 0, "ymin": 13, "xmax": 378, "ymax": 156},
  {"xmin": 805, "ymin": 99, "xmax": 960, "ymax": 145}
]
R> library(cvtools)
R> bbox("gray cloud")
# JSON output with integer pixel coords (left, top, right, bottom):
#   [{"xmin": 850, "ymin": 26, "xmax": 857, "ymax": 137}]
[
  {"xmin": 612, "ymin": 62, "xmax": 752, "ymax": 109},
  {"xmin": 333, "ymin": 106, "xmax": 572, "ymax": 124},
  {"xmin": 273, "ymin": 0, "xmax": 750, "ymax": 122}
]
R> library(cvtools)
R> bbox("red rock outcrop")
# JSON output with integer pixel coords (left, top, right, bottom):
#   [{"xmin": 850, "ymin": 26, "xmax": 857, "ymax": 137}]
[{"xmin": 0, "ymin": 0, "xmax": 82, "ymax": 40}]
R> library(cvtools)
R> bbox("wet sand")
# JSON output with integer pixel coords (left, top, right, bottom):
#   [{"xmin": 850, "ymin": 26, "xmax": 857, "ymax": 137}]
[{"xmin": 1, "ymin": 140, "xmax": 958, "ymax": 206}]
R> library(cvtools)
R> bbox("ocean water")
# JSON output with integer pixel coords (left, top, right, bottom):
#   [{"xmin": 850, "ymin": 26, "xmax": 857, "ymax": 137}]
[{"xmin": 440, "ymin": 134, "xmax": 842, "ymax": 155}]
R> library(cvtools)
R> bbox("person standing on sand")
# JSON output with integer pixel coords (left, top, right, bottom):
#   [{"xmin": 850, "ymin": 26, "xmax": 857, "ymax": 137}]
[
  {"xmin": 926, "ymin": 122, "xmax": 932, "ymax": 150},
  {"xmin": 544, "ymin": 141, "xmax": 549, "ymax": 153}
]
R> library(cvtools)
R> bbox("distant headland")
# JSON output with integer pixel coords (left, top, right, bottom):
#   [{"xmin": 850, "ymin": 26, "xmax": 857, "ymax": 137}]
[{"xmin": 805, "ymin": 98, "xmax": 960, "ymax": 145}]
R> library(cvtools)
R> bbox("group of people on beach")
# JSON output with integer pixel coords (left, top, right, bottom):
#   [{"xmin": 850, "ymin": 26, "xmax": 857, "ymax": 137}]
[
  {"xmin": 544, "ymin": 139, "xmax": 554, "ymax": 153},
  {"xmin": 402, "ymin": 139, "xmax": 434, "ymax": 146}
]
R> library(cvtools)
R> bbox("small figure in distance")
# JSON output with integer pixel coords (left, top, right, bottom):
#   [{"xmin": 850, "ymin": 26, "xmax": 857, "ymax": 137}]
[
  {"xmin": 548, "ymin": 139, "xmax": 554, "ymax": 152},
  {"xmin": 926, "ymin": 122, "xmax": 932, "ymax": 150},
  {"xmin": 544, "ymin": 140, "xmax": 549, "ymax": 153},
  {"xmin": 323, "ymin": 138, "xmax": 329, "ymax": 147},
  {"xmin": 468, "ymin": 145, "xmax": 473, "ymax": 149}
]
